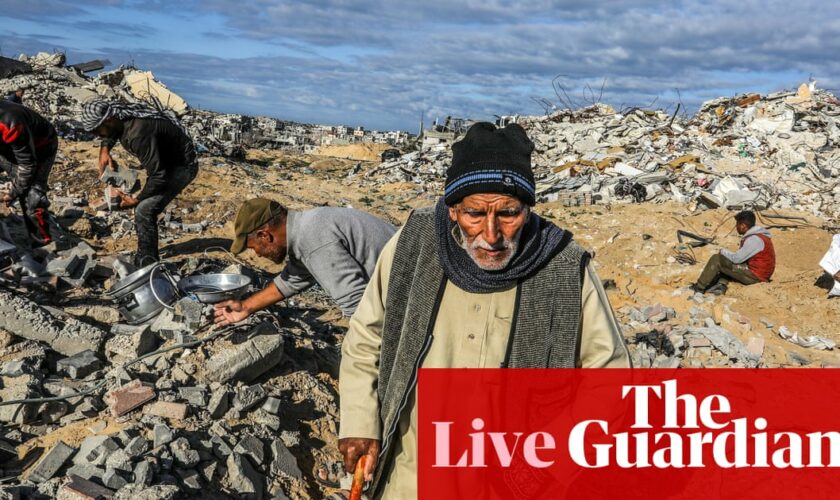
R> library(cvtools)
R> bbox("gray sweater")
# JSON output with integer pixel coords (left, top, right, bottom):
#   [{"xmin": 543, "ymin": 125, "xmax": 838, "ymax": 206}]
[
  {"xmin": 720, "ymin": 225, "xmax": 771, "ymax": 264},
  {"xmin": 273, "ymin": 207, "xmax": 396, "ymax": 316}
]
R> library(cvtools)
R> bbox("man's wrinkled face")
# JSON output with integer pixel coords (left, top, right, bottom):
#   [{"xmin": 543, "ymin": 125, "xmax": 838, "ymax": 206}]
[
  {"xmin": 449, "ymin": 193, "xmax": 529, "ymax": 271},
  {"xmin": 246, "ymin": 226, "xmax": 287, "ymax": 264}
]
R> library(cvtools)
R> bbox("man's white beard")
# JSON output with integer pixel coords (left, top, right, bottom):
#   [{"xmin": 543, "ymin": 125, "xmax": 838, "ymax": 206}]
[{"xmin": 456, "ymin": 224, "xmax": 523, "ymax": 271}]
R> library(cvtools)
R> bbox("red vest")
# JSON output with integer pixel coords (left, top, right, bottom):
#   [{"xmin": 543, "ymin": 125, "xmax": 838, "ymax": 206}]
[{"xmin": 744, "ymin": 233, "xmax": 775, "ymax": 282}]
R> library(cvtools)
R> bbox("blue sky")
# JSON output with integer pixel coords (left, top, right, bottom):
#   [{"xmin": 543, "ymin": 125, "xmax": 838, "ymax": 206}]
[{"xmin": 2, "ymin": 0, "xmax": 838, "ymax": 131}]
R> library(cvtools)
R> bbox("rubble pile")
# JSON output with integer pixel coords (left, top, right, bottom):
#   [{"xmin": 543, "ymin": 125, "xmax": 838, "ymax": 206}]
[
  {"xmin": 370, "ymin": 83, "xmax": 840, "ymax": 221},
  {"xmin": 0, "ymin": 255, "xmax": 343, "ymax": 499}
]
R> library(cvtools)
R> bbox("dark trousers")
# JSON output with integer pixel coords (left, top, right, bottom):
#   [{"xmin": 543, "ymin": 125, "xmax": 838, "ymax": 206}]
[
  {"xmin": 134, "ymin": 164, "xmax": 198, "ymax": 267},
  {"xmin": 696, "ymin": 253, "xmax": 760, "ymax": 290},
  {"xmin": 1, "ymin": 148, "xmax": 55, "ymax": 247}
]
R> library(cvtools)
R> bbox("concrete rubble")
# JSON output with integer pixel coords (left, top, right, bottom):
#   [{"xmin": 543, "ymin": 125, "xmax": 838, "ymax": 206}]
[
  {"xmin": 370, "ymin": 85, "xmax": 840, "ymax": 220},
  {"xmin": 2, "ymin": 50, "xmax": 839, "ymax": 499}
]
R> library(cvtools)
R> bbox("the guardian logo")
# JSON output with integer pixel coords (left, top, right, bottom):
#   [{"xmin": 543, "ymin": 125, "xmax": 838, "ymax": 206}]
[{"xmin": 432, "ymin": 379, "xmax": 840, "ymax": 470}]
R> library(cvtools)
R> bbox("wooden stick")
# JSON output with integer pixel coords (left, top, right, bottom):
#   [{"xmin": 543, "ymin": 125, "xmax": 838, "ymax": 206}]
[{"xmin": 349, "ymin": 455, "xmax": 368, "ymax": 500}]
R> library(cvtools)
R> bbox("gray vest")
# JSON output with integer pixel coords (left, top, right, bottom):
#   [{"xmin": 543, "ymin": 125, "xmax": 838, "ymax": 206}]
[{"xmin": 370, "ymin": 207, "xmax": 589, "ymax": 497}]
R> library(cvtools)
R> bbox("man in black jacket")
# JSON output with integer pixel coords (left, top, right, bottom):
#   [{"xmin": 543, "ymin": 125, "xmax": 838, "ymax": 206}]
[
  {"xmin": 0, "ymin": 100, "xmax": 56, "ymax": 246},
  {"xmin": 80, "ymin": 99, "xmax": 198, "ymax": 266}
]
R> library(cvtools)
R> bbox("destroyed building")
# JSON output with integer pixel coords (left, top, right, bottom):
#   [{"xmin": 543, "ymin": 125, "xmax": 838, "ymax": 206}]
[{"xmin": 1, "ymin": 49, "xmax": 840, "ymax": 499}]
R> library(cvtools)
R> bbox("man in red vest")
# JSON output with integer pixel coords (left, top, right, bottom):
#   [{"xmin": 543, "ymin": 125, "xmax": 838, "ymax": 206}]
[{"xmin": 691, "ymin": 210, "xmax": 775, "ymax": 295}]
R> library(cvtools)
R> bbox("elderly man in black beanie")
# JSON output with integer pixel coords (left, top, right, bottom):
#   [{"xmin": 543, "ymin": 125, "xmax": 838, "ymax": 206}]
[{"xmin": 335, "ymin": 122, "xmax": 630, "ymax": 498}]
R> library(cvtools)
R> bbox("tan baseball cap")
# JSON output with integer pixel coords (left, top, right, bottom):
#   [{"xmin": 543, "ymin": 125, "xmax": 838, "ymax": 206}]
[{"xmin": 230, "ymin": 198, "xmax": 280, "ymax": 254}]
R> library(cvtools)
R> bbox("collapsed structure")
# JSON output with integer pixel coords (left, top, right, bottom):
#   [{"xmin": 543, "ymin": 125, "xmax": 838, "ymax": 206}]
[
  {"xmin": 0, "ymin": 50, "xmax": 839, "ymax": 498},
  {"xmin": 374, "ymin": 82, "xmax": 840, "ymax": 221}
]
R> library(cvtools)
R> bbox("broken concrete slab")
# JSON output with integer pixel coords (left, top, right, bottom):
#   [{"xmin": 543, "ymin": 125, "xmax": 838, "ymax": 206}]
[
  {"xmin": 29, "ymin": 441, "xmax": 75, "ymax": 483},
  {"xmin": 153, "ymin": 423, "xmax": 174, "ymax": 449},
  {"xmin": 0, "ymin": 290, "xmax": 105, "ymax": 356},
  {"xmin": 202, "ymin": 322, "xmax": 283, "ymax": 384},
  {"xmin": 60, "ymin": 474, "xmax": 115, "ymax": 500},
  {"xmin": 104, "ymin": 325, "xmax": 157, "ymax": 365},
  {"xmin": 225, "ymin": 452, "xmax": 264, "ymax": 500},
  {"xmin": 233, "ymin": 435, "xmax": 265, "ymax": 466},
  {"xmin": 270, "ymin": 439, "xmax": 301, "ymax": 479},
  {"xmin": 112, "ymin": 484, "xmax": 179, "ymax": 500},
  {"xmin": 144, "ymin": 401, "xmax": 188, "ymax": 420},
  {"xmin": 56, "ymin": 350, "xmax": 101, "ymax": 379},
  {"xmin": 233, "ymin": 384, "xmax": 266, "ymax": 412},
  {"xmin": 106, "ymin": 380, "xmax": 155, "ymax": 417},
  {"xmin": 170, "ymin": 437, "xmax": 200, "ymax": 468},
  {"xmin": 0, "ymin": 373, "xmax": 42, "ymax": 424},
  {"xmin": 207, "ymin": 390, "xmax": 229, "ymax": 419}
]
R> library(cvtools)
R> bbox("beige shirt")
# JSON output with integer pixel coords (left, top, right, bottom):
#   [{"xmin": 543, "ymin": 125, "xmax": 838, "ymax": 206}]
[{"xmin": 339, "ymin": 228, "xmax": 631, "ymax": 498}]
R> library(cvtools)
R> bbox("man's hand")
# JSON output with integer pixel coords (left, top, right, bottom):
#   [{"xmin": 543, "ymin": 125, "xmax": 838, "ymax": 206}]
[
  {"xmin": 118, "ymin": 191, "xmax": 139, "ymax": 209},
  {"xmin": 213, "ymin": 299, "xmax": 252, "ymax": 326},
  {"xmin": 833, "ymin": 271, "xmax": 840, "ymax": 282},
  {"xmin": 339, "ymin": 438, "xmax": 379, "ymax": 482}
]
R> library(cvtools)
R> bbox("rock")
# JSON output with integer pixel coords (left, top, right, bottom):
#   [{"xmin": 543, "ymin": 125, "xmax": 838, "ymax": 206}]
[
  {"xmin": 102, "ymin": 468, "xmax": 128, "ymax": 490},
  {"xmin": 170, "ymin": 437, "xmax": 200, "ymax": 468},
  {"xmin": 133, "ymin": 460, "xmax": 153, "ymax": 486},
  {"xmin": 60, "ymin": 475, "xmax": 115, "ymax": 499},
  {"xmin": 106, "ymin": 380, "xmax": 155, "ymax": 417},
  {"xmin": 124, "ymin": 436, "xmax": 149, "ymax": 459},
  {"xmin": 105, "ymin": 449, "xmax": 133, "ymax": 473},
  {"xmin": 29, "ymin": 441, "xmax": 75, "ymax": 483},
  {"xmin": 261, "ymin": 397, "xmax": 281, "ymax": 415},
  {"xmin": 786, "ymin": 351, "xmax": 812, "ymax": 366},
  {"xmin": 178, "ymin": 386, "xmax": 206, "ymax": 406},
  {"xmin": 202, "ymin": 322, "xmax": 284, "ymax": 384},
  {"xmin": 0, "ymin": 373, "xmax": 41, "ymax": 424},
  {"xmin": 211, "ymin": 435, "xmax": 233, "ymax": 459},
  {"xmin": 270, "ymin": 439, "xmax": 301, "ymax": 479},
  {"xmin": 175, "ymin": 468, "xmax": 202, "ymax": 492},
  {"xmin": 0, "ymin": 290, "xmax": 105, "ymax": 356},
  {"xmin": 56, "ymin": 350, "xmax": 101, "ymax": 379},
  {"xmin": 226, "ymin": 453, "xmax": 264, "ymax": 500},
  {"xmin": 104, "ymin": 325, "xmax": 157, "ymax": 365},
  {"xmin": 233, "ymin": 384, "xmax": 266, "ymax": 412},
  {"xmin": 145, "ymin": 401, "xmax": 188, "ymax": 420},
  {"xmin": 74, "ymin": 436, "xmax": 117, "ymax": 466},
  {"xmin": 207, "ymin": 390, "xmax": 230, "ymax": 419},
  {"xmin": 153, "ymin": 423, "xmax": 174, "ymax": 448},
  {"xmin": 234, "ymin": 435, "xmax": 265, "ymax": 466},
  {"xmin": 113, "ymin": 484, "xmax": 180, "ymax": 500},
  {"xmin": 173, "ymin": 298, "xmax": 205, "ymax": 331},
  {"xmin": 747, "ymin": 336, "xmax": 765, "ymax": 357},
  {"xmin": 64, "ymin": 463, "xmax": 104, "ymax": 482}
]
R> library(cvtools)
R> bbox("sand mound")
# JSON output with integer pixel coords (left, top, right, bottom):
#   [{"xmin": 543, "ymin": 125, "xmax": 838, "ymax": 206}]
[{"xmin": 314, "ymin": 143, "xmax": 394, "ymax": 162}]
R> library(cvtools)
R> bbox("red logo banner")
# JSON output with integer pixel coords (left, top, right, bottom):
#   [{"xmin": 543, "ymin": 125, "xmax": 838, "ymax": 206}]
[{"xmin": 418, "ymin": 369, "xmax": 840, "ymax": 499}]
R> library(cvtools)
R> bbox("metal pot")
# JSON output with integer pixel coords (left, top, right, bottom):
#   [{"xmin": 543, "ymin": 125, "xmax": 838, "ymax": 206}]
[
  {"xmin": 106, "ymin": 263, "xmax": 179, "ymax": 324},
  {"xmin": 177, "ymin": 273, "xmax": 252, "ymax": 304}
]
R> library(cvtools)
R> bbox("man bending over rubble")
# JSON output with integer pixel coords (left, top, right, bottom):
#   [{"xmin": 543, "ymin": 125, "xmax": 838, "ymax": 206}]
[
  {"xmin": 213, "ymin": 198, "xmax": 395, "ymax": 326},
  {"xmin": 80, "ymin": 99, "xmax": 197, "ymax": 267},
  {"xmin": 0, "ymin": 100, "xmax": 57, "ymax": 246},
  {"xmin": 337, "ymin": 122, "xmax": 630, "ymax": 498},
  {"xmin": 691, "ymin": 210, "xmax": 775, "ymax": 295}
]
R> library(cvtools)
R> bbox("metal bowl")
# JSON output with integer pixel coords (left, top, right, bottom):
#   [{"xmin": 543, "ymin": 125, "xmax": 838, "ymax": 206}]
[{"xmin": 177, "ymin": 273, "xmax": 252, "ymax": 303}]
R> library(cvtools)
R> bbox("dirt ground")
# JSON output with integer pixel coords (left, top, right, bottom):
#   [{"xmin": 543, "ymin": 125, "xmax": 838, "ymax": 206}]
[
  {"xmin": 29, "ymin": 141, "xmax": 840, "ymax": 497},
  {"xmin": 52, "ymin": 141, "xmax": 840, "ymax": 369}
]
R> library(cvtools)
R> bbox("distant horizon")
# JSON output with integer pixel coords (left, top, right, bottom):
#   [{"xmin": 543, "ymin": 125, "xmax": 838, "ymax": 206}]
[{"xmin": 3, "ymin": 1, "xmax": 837, "ymax": 131}]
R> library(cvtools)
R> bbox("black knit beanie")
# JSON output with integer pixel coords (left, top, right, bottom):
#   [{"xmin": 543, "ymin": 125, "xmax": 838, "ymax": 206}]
[{"xmin": 444, "ymin": 122, "xmax": 536, "ymax": 206}]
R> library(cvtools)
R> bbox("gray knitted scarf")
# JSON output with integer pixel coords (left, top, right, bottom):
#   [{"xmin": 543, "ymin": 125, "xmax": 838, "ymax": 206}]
[{"xmin": 434, "ymin": 198, "xmax": 569, "ymax": 293}]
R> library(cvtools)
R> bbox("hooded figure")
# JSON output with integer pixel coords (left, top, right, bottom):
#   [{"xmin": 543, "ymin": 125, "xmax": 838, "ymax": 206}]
[{"xmin": 80, "ymin": 99, "xmax": 197, "ymax": 266}]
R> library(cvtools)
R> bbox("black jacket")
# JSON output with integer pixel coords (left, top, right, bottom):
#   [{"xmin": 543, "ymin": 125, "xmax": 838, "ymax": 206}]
[
  {"xmin": 0, "ymin": 101, "xmax": 57, "ymax": 196},
  {"xmin": 102, "ymin": 118, "xmax": 196, "ymax": 201}
]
